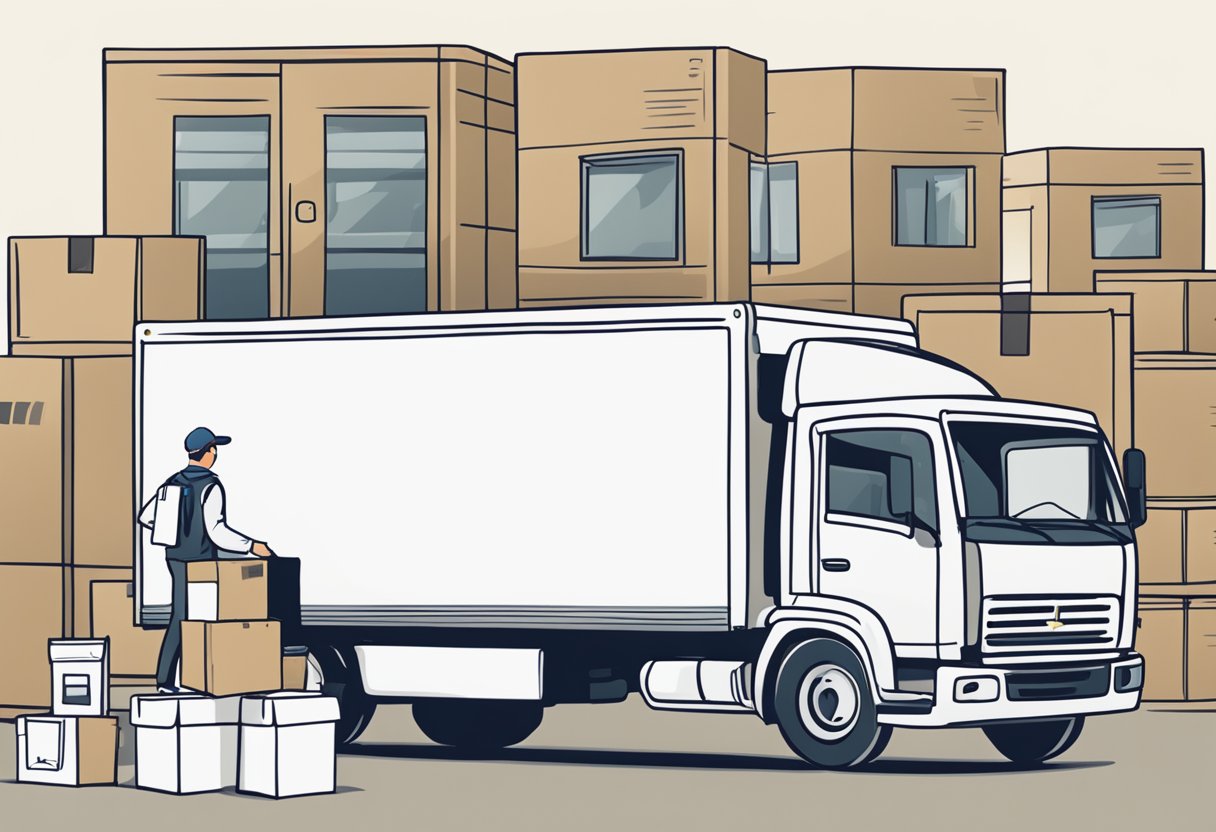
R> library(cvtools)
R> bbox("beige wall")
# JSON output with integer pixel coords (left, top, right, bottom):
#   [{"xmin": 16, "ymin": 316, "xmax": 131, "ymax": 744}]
[{"xmin": 516, "ymin": 48, "xmax": 764, "ymax": 307}]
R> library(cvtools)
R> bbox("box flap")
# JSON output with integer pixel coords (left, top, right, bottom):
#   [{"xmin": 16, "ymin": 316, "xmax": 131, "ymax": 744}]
[
  {"xmin": 49, "ymin": 638, "xmax": 108, "ymax": 662},
  {"xmin": 186, "ymin": 561, "xmax": 220, "ymax": 582},
  {"xmin": 240, "ymin": 692, "xmax": 340, "ymax": 727},
  {"xmin": 130, "ymin": 693, "xmax": 243, "ymax": 727}
]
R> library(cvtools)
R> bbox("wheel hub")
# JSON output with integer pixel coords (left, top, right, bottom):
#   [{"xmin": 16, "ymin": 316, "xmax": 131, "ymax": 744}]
[{"xmin": 797, "ymin": 664, "xmax": 861, "ymax": 741}]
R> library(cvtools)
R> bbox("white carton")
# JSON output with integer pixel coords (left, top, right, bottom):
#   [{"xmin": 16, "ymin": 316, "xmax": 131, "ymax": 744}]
[
  {"xmin": 130, "ymin": 693, "xmax": 244, "ymax": 794},
  {"xmin": 49, "ymin": 638, "xmax": 110, "ymax": 717},
  {"xmin": 16, "ymin": 715, "xmax": 118, "ymax": 786},
  {"xmin": 238, "ymin": 692, "xmax": 340, "ymax": 798}
]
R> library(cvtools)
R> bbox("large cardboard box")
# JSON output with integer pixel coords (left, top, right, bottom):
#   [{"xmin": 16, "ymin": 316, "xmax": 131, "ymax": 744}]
[
  {"xmin": 1134, "ymin": 354, "xmax": 1216, "ymax": 499},
  {"xmin": 15, "ymin": 714, "xmax": 118, "ymax": 786},
  {"xmin": 186, "ymin": 559, "xmax": 269, "ymax": 621},
  {"xmin": 131, "ymin": 693, "xmax": 242, "ymax": 794},
  {"xmin": 180, "ymin": 620, "xmax": 281, "ymax": 696},
  {"xmin": 238, "ymin": 692, "xmax": 340, "ymax": 798},
  {"xmin": 1137, "ymin": 597, "xmax": 1184, "ymax": 700},
  {"xmin": 0, "ymin": 565, "xmax": 65, "ymax": 709},
  {"xmin": 8, "ymin": 236, "xmax": 204, "ymax": 356},
  {"xmin": 0, "ymin": 356, "xmax": 132, "ymax": 567},
  {"xmin": 1139, "ymin": 501, "xmax": 1216, "ymax": 584},
  {"xmin": 904, "ymin": 293, "xmax": 1134, "ymax": 459},
  {"xmin": 1188, "ymin": 598, "xmax": 1216, "ymax": 700},
  {"xmin": 1095, "ymin": 271, "xmax": 1216, "ymax": 353},
  {"xmin": 89, "ymin": 581, "xmax": 162, "ymax": 677}
]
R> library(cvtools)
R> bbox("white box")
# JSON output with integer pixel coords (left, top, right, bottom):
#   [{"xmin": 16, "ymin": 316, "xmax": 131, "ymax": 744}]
[
  {"xmin": 129, "ymin": 693, "xmax": 243, "ymax": 794},
  {"xmin": 16, "ymin": 715, "xmax": 118, "ymax": 786},
  {"xmin": 238, "ymin": 692, "xmax": 340, "ymax": 798},
  {"xmin": 49, "ymin": 638, "xmax": 109, "ymax": 717}
]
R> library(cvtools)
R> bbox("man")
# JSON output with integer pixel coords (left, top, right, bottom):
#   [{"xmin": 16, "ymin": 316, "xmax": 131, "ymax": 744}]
[{"xmin": 138, "ymin": 427, "xmax": 275, "ymax": 693}]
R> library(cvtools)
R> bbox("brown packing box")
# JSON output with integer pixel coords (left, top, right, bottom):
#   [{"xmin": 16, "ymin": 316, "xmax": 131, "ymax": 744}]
[
  {"xmin": 18, "ymin": 715, "xmax": 118, "ymax": 785},
  {"xmin": 1188, "ymin": 598, "xmax": 1216, "ymax": 700},
  {"xmin": 1137, "ymin": 596, "xmax": 1184, "ymax": 700},
  {"xmin": 0, "ymin": 356, "xmax": 132, "ymax": 566},
  {"xmin": 8, "ymin": 236, "xmax": 204, "ymax": 355},
  {"xmin": 180, "ymin": 620, "xmax": 281, "ymax": 696},
  {"xmin": 1134, "ymin": 354, "xmax": 1216, "ymax": 499},
  {"xmin": 903, "ymin": 293, "xmax": 1133, "ymax": 459},
  {"xmin": 282, "ymin": 651, "xmax": 308, "ymax": 691},
  {"xmin": 0, "ymin": 565, "xmax": 65, "ymax": 708},
  {"xmin": 1094, "ymin": 271, "xmax": 1216, "ymax": 353},
  {"xmin": 1138, "ymin": 501, "xmax": 1216, "ymax": 585},
  {"xmin": 186, "ymin": 559, "xmax": 269, "ymax": 621},
  {"xmin": 88, "ymin": 581, "xmax": 161, "ymax": 676}
]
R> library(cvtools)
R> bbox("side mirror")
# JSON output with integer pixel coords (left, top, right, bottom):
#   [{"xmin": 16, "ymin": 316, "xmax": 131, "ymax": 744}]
[
  {"xmin": 888, "ymin": 454, "xmax": 915, "ymax": 536},
  {"xmin": 1123, "ymin": 448, "xmax": 1147, "ymax": 529}
]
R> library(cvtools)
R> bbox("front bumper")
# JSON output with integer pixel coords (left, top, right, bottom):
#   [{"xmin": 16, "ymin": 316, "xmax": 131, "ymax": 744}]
[{"xmin": 879, "ymin": 654, "xmax": 1144, "ymax": 728}]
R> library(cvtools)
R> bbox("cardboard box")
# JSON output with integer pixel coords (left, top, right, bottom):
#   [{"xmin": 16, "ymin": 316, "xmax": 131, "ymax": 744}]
[
  {"xmin": 49, "ymin": 639, "xmax": 109, "ymax": 717},
  {"xmin": 15, "ymin": 714, "xmax": 118, "ymax": 786},
  {"xmin": 1188, "ymin": 598, "xmax": 1216, "ymax": 700},
  {"xmin": 282, "ymin": 646, "xmax": 309, "ymax": 691},
  {"xmin": 8, "ymin": 236, "xmax": 204, "ymax": 355},
  {"xmin": 238, "ymin": 692, "xmax": 340, "ymax": 798},
  {"xmin": 1139, "ymin": 501, "xmax": 1216, "ymax": 584},
  {"xmin": 1137, "ymin": 597, "xmax": 1184, "ymax": 701},
  {"xmin": 1094, "ymin": 271, "xmax": 1216, "ymax": 353},
  {"xmin": 180, "ymin": 620, "xmax": 281, "ymax": 697},
  {"xmin": 1134, "ymin": 354, "xmax": 1216, "ymax": 499},
  {"xmin": 186, "ymin": 559, "xmax": 269, "ymax": 621},
  {"xmin": 0, "ymin": 565, "xmax": 65, "ymax": 709},
  {"xmin": 130, "ymin": 693, "xmax": 242, "ymax": 794},
  {"xmin": 89, "ymin": 581, "xmax": 162, "ymax": 677},
  {"xmin": 904, "ymin": 293, "xmax": 1134, "ymax": 459},
  {"xmin": 0, "ymin": 356, "xmax": 132, "ymax": 567}
]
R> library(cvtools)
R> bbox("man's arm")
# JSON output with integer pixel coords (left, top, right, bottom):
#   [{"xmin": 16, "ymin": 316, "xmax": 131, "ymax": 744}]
[{"xmin": 200, "ymin": 482, "xmax": 257, "ymax": 555}]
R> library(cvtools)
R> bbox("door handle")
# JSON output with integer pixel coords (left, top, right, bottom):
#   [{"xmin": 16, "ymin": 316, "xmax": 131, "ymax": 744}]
[{"xmin": 822, "ymin": 558, "xmax": 851, "ymax": 573}]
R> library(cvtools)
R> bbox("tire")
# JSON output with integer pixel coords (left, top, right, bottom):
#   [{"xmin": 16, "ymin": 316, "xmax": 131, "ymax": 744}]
[
  {"xmin": 413, "ymin": 699, "xmax": 544, "ymax": 750},
  {"xmin": 772, "ymin": 638, "xmax": 886, "ymax": 769},
  {"xmin": 983, "ymin": 717, "xmax": 1085, "ymax": 765},
  {"xmin": 309, "ymin": 644, "xmax": 377, "ymax": 746}
]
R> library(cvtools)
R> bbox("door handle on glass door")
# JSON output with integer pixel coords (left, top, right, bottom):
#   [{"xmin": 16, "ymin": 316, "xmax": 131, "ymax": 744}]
[
  {"xmin": 822, "ymin": 558, "xmax": 851, "ymax": 572},
  {"xmin": 295, "ymin": 201, "xmax": 316, "ymax": 223}
]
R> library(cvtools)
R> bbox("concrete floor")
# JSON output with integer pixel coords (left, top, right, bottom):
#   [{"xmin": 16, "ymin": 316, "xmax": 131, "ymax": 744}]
[{"xmin": 2, "ymin": 697, "xmax": 1212, "ymax": 831}]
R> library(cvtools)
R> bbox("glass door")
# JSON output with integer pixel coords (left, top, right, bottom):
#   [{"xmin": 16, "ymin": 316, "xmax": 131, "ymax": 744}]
[
  {"xmin": 324, "ymin": 116, "xmax": 427, "ymax": 316},
  {"xmin": 174, "ymin": 115, "xmax": 271, "ymax": 319}
]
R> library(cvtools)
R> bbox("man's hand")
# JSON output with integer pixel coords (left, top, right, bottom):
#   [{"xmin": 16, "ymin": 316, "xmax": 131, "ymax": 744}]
[{"xmin": 251, "ymin": 541, "xmax": 276, "ymax": 558}]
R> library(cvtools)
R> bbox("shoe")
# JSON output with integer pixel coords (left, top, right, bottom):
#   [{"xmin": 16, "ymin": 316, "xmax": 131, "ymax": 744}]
[{"xmin": 157, "ymin": 684, "xmax": 182, "ymax": 694}]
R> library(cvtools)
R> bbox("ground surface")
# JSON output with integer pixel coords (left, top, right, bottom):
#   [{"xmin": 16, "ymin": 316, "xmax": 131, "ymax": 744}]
[{"xmin": 1, "ymin": 698, "xmax": 1211, "ymax": 830}]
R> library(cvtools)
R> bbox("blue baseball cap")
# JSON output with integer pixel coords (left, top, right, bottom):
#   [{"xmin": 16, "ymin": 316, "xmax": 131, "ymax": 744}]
[{"xmin": 184, "ymin": 426, "xmax": 232, "ymax": 453}]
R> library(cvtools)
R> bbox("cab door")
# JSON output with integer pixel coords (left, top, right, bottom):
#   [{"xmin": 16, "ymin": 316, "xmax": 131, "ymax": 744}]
[{"xmin": 812, "ymin": 421, "xmax": 943, "ymax": 657}]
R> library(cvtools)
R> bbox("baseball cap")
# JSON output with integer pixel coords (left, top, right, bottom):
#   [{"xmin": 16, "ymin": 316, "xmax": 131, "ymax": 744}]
[{"xmin": 184, "ymin": 426, "xmax": 232, "ymax": 453}]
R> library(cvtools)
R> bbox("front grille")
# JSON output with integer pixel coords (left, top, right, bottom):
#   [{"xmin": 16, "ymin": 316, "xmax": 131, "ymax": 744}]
[
  {"xmin": 1006, "ymin": 665, "xmax": 1111, "ymax": 701},
  {"xmin": 981, "ymin": 596, "xmax": 1119, "ymax": 655}
]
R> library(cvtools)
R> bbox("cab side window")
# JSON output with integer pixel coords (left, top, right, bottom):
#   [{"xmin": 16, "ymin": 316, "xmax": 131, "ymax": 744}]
[{"xmin": 824, "ymin": 429, "xmax": 938, "ymax": 531}]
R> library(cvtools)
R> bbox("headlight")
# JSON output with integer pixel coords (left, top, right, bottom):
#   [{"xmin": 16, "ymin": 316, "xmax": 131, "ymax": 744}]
[{"xmin": 1114, "ymin": 663, "xmax": 1143, "ymax": 693}]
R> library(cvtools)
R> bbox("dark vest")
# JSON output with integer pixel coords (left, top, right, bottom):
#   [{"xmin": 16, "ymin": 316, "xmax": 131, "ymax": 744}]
[{"xmin": 164, "ymin": 467, "xmax": 221, "ymax": 562}]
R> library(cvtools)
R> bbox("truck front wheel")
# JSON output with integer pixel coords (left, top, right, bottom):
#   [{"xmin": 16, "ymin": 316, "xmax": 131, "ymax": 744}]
[
  {"xmin": 983, "ymin": 717, "xmax": 1084, "ymax": 765},
  {"xmin": 773, "ymin": 638, "xmax": 889, "ymax": 769},
  {"xmin": 413, "ymin": 699, "xmax": 543, "ymax": 750},
  {"xmin": 309, "ymin": 644, "xmax": 378, "ymax": 746}
]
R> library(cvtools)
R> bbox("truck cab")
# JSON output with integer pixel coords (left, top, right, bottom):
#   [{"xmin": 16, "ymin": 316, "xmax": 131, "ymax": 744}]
[{"xmin": 739, "ymin": 337, "xmax": 1146, "ymax": 767}]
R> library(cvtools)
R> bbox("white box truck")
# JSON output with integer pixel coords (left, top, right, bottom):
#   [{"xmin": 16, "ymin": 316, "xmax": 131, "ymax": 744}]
[{"xmin": 134, "ymin": 303, "xmax": 1146, "ymax": 768}]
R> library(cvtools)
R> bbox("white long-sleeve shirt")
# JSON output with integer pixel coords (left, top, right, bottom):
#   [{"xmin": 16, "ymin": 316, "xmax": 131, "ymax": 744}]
[{"xmin": 138, "ymin": 477, "xmax": 254, "ymax": 554}]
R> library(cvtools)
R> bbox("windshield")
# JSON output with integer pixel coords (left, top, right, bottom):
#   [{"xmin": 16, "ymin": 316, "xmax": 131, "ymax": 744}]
[{"xmin": 950, "ymin": 422, "xmax": 1127, "ymax": 528}]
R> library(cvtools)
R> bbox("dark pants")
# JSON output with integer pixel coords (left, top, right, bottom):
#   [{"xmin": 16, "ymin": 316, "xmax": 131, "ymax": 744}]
[{"xmin": 155, "ymin": 560, "xmax": 189, "ymax": 688}]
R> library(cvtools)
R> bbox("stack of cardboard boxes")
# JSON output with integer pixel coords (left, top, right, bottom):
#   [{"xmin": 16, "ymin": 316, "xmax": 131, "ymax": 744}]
[{"xmin": 2, "ymin": 235, "xmax": 205, "ymax": 716}]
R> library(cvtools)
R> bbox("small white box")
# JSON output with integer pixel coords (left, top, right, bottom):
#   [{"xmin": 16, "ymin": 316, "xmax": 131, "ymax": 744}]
[
  {"xmin": 130, "ymin": 693, "xmax": 243, "ymax": 794},
  {"xmin": 16, "ymin": 715, "xmax": 118, "ymax": 786},
  {"xmin": 49, "ymin": 638, "xmax": 109, "ymax": 717},
  {"xmin": 238, "ymin": 692, "xmax": 340, "ymax": 798}
]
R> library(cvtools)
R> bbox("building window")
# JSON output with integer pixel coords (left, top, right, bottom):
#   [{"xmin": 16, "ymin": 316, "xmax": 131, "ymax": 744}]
[
  {"xmin": 1092, "ymin": 196, "xmax": 1160, "ymax": 259},
  {"xmin": 750, "ymin": 161, "xmax": 799, "ymax": 265},
  {"xmin": 581, "ymin": 153, "xmax": 682, "ymax": 260},
  {"xmin": 893, "ymin": 167, "xmax": 972, "ymax": 247},
  {"xmin": 325, "ymin": 116, "xmax": 428, "ymax": 316},
  {"xmin": 174, "ymin": 115, "xmax": 271, "ymax": 320}
]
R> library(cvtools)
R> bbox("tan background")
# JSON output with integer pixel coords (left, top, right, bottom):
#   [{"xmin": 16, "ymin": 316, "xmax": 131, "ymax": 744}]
[{"xmin": 3, "ymin": 0, "xmax": 1215, "ymax": 349}]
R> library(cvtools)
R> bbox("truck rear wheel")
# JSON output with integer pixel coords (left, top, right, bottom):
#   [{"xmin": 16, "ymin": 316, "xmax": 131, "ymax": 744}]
[
  {"xmin": 309, "ymin": 644, "xmax": 378, "ymax": 746},
  {"xmin": 773, "ymin": 638, "xmax": 888, "ymax": 769},
  {"xmin": 983, "ymin": 717, "xmax": 1084, "ymax": 765},
  {"xmin": 412, "ymin": 699, "xmax": 543, "ymax": 750}
]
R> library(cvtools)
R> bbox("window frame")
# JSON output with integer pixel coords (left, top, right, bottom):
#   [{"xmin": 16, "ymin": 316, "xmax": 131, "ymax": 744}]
[
  {"xmin": 1090, "ymin": 194, "xmax": 1162, "ymax": 260},
  {"xmin": 751, "ymin": 159, "xmax": 800, "ymax": 267},
  {"xmin": 891, "ymin": 165, "xmax": 976, "ymax": 249},
  {"xmin": 820, "ymin": 427, "xmax": 940, "ymax": 536},
  {"xmin": 579, "ymin": 150, "xmax": 684, "ymax": 263}
]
